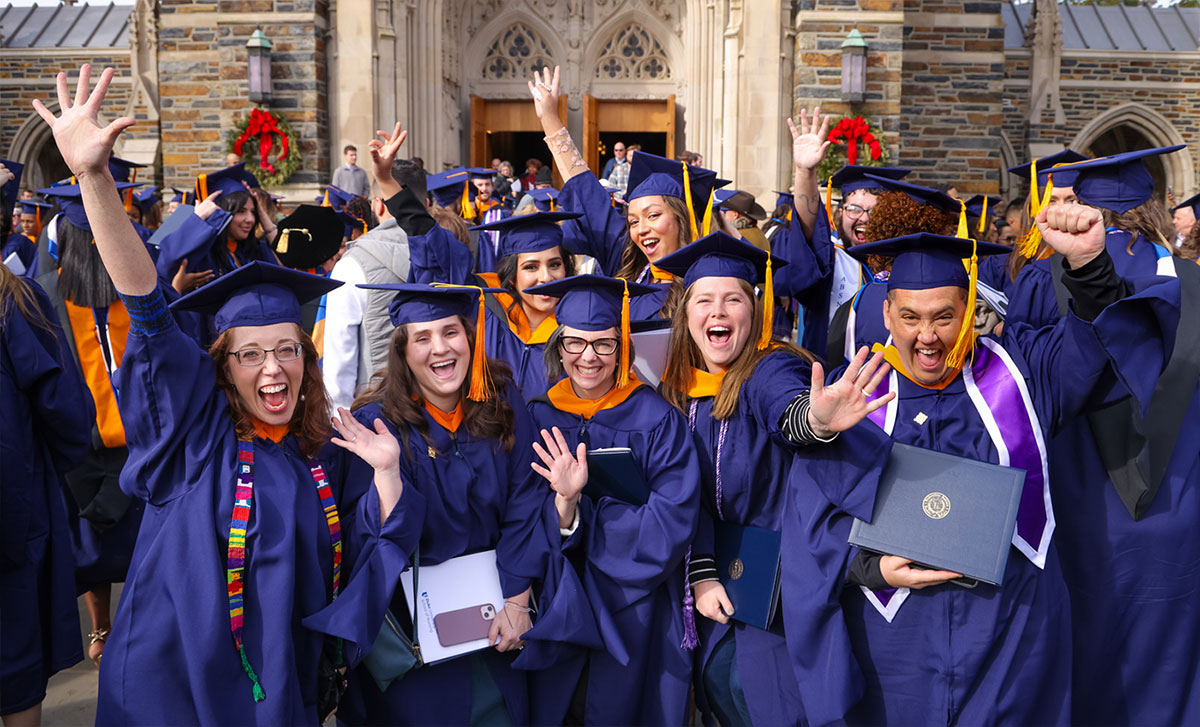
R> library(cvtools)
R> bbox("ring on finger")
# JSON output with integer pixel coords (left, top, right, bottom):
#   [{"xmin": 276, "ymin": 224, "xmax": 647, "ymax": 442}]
[{"xmin": 861, "ymin": 388, "xmax": 871, "ymax": 397}]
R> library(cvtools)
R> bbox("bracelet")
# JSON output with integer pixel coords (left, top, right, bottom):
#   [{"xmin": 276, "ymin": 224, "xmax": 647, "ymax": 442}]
[{"xmin": 504, "ymin": 600, "xmax": 535, "ymax": 614}]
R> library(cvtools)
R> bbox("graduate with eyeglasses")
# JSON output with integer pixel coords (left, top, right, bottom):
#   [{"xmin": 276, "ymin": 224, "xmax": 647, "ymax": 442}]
[
  {"xmin": 524, "ymin": 275, "xmax": 702, "ymax": 725},
  {"xmin": 34, "ymin": 64, "xmax": 421, "ymax": 726}
]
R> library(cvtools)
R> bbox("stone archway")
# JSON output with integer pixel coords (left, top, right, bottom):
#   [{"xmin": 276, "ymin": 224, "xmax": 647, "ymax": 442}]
[
  {"xmin": 1072, "ymin": 103, "xmax": 1195, "ymax": 200},
  {"xmin": 8, "ymin": 108, "xmax": 68, "ymax": 192}
]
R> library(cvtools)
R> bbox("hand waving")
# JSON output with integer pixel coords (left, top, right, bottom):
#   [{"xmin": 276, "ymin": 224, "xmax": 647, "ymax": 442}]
[
  {"xmin": 368, "ymin": 122, "xmax": 408, "ymax": 185},
  {"xmin": 527, "ymin": 66, "xmax": 561, "ymax": 121},
  {"xmin": 33, "ymin": 65, "xmax": 134, "ymax": 179},
  {"xmin": 531, "ymin": 427, "xmax": 587, "ymax": 528},
  {"xmin": 808, "ymin": 346, "xmax": 895, "ymax": 437},
  {"xmin": 787, "ymin": 106, "xmax": 832, "ymax": 172}
]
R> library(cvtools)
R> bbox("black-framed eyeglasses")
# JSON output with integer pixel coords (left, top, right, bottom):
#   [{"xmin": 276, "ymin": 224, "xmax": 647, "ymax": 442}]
[
  {"xmin": 843, "ymin": 204, "xmax": 872, "ymax": 218},
  {"xmin": 560, "ymin": 336, "xmax": 619, "ymax": 356},
  {"xmin": 228, "ymin": 342, "xmax": 304, "ymax": 367}
]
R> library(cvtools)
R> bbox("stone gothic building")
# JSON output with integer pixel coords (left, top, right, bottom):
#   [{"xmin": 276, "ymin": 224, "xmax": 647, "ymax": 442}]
[{"xmin": 2, "ymin": 0, "xmax": 1198, "ymax": 205}]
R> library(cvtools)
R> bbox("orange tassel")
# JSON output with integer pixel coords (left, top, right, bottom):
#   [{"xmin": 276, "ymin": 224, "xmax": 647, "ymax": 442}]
[
  {"xmin": 681, "ymin": 163, "xmax": 700, "ymax": 241},
  {"xmin": 468, "ymin": 292, "xmax": 493, "ymax": 402},
  {"xmin": 824, "ymin": 179, "xmax": 835, "ymax": 233},
  {"xmin": 196, "ymin": 173, "xmax": 209, "ymax": 204},
  {"xmin": 946, "ymin": 239, "xmax": 978, "ymax": 370},
  {"xmin": 321, "ymin": 189, "xmax": 331, "ymax": 207},
  {"xmin": 460, "ymin": 182, "xmax": 473, "ymax": 220},
  {"xmin": 617, "ymin": 280, "xmax": 631, "ymax": 388},
  {"xmin": 757, "ymin": 253, "xmax": 774, "ymax": 351}
]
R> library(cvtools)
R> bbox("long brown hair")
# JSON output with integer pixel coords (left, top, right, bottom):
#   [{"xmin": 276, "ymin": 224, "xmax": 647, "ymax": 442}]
[
  {"xmin": 210, "ymin": 325, "xmax": 331, "ymax": 458},
  {"xmin": 660, "ymin": 279, "xmax": 813, "ymax": 420},
  {"xmin": 351, "ymin": 315, "xmax": 517, "ymax": 456},
  {"xmin": 0, "ymin": 264, "xmax": 53, "ymax": 332},
  {"xmin": 617, "ymin": 194, "xmax": 691, "ymax": 319},
  {"xmin": 1103, "ymin": 198, "xmax": 1176, "ymax": 255}
]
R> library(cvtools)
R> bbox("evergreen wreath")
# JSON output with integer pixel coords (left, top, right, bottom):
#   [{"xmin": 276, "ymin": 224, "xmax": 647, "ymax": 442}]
[
  {"xmin": 225, "ymin": 108, "xmax": 302, "ymax": 188},
  {"xmin": 816, "ymin": 115, "xmax": 890, "ymax": 182}
]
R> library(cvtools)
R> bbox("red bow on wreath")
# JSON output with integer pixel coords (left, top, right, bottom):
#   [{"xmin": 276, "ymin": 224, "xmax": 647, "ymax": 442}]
[
  {"xmin": 234, "ymin": 108, "xmax": 289, "ymax": 175},
  {"xmin": 827, "ymin": 116, "xmax": 882, "ymax": 166}
]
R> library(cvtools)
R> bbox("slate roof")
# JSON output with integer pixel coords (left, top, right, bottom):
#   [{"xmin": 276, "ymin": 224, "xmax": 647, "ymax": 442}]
[{"xmin": 0, "ymin": 2, "xmax": 131, "ymax": 49}]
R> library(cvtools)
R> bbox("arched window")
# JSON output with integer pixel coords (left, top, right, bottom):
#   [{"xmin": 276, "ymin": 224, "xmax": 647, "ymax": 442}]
[
  {"xmin": 480, "ymin": 23, "xmax": 554, "ymax": 80},
  {"xmin": 593, "ymin": 24, "xmax": 672, "ymax": 80}
]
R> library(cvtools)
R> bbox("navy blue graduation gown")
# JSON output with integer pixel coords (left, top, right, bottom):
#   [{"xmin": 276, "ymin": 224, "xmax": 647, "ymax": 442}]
[
  {"xmin": 840, "ymin": 313, "xmax": 1129, "ymax": 727},
  {"xmin": 1008, "ymin": 239, "xmax": 1200, "ymax": 726},
  {"xmin": 3, "ymin": 233, "xmax": 37, "ymax": 273},
  {"xmin": 474, "ymin": 203, "xmax": 511, "ymax": 274},
  {"xmin": 978, "ymin": 253, "xmax": 1010, "ymax": 294},
  {"xmin": 95, "ymin": 290, "xmax": 410, "ymax": 726},
  {"xmin": 526, "ymin": 383, "xmax": 701, "ymax": 725},
  {"xmin": 686, "ymin": 352, "xmax": 891, "ymax": 727},
  {"xmin": 0, "ymin": 280, "xmax": 92, "ymax": 714},
  {"xmin": 308, "ymin": 391, "xmax": 556, "ymax": 726},
  {"xmin": 556, "ymin": 172, "xmax": 673, "ymax": 320},
  {"xmin": 154, "ymin": 209, "xmax": 275, "ymax": 282}
]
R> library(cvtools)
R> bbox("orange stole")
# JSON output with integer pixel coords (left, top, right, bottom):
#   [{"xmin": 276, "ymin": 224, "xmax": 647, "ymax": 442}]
[
  {"xmin": 872, "ymin": 342, "xmax": 963, "ymax": 392},
  {"xmin": 424, "ymin": 401, "xmax": 464, "ymax": 433},
  {"xmin": 64, "ymin": 299, "xmax": 130, "ymax": 448},
  {"xmin": 680, "ymin": 367, "xmax": 726, "ymax": 399},
  {"xmin": 545, "ymin": 376, "xmax": 643, "ymax": 420},
  {"xmin": 253, "ymin": 420, "xmax": 289, "ymax": 443},
  {"xmin": 476, "ymin": 272, "xmax": 558, "ymax": 344}
]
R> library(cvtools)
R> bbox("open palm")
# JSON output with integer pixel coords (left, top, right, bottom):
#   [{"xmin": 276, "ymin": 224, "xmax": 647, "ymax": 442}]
[
  {"xmin": 809, "ymin": 347, "xmax": 894, "ymax": 436},
  {"xmin": 788, "ymin": 106, "xmax": 831, "ymax": 172},
  {"xmin": 33, "ymin": 65, "xmax": 134, "ymax": 179}
]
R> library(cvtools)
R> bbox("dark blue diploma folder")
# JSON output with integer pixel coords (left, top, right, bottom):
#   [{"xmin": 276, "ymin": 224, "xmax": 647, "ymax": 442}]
[
  {"xmin": 585, "ymin": 448, "xmax": 649, "ymax": 506},
  {"xmin": 848, "ymin": 442, "xmax": 1026, "ymax": 585},
  {"xmin": 714, "ymin": 521, "xmax": 781, "ymax": 630}
]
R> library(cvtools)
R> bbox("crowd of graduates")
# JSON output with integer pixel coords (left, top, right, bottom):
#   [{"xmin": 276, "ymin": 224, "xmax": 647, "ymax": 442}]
[{"xmin": 3, "ymin": 62, "xmax": 1200, "ymax": 727}]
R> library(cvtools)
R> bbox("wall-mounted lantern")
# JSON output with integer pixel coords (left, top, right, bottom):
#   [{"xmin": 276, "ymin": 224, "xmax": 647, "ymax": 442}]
[
  {"xmin": 247, "ymin": 28, "xmax": 273, "ymax": 104},
  {"xmin": 841, "ymin": 28, "xmax": 868, "ymax": 104}
]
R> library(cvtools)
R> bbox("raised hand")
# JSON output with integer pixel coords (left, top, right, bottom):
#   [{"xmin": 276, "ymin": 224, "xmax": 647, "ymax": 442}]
[
  {"xmin": 331, "ymin": 408, "xmax": 404, "ymax": 521},
  {"xmin": 193, "ymin": 190, "xmax": 223, "ymax": 221},
  {"xmin": 527, "ymin": 66, "xmax": 561, "ymax": 122},
  {"xmin": 1036, "ymin": 203, "xmax": 1106, "ymax": 270},
  {"xmin": 787, "ymin": 106, "xmax": 832, "ymax": 172},
  {"xmin": 33, "ymin": 65, "xmax": 134, "ymax": 179},
  {"xmin": 368, "ymin": 122, "xmax": 408, "ymax": 199},
  {"xmin": 808, "ymin": 346, "xmax": 895, "ymax": 438},
  {"xmin": 0, "ymin": 163, "xmax": 14, "ymax": 188},
  {"xmin": 531, "ymin": 426, "xmax": 587, "ymax": 528}
]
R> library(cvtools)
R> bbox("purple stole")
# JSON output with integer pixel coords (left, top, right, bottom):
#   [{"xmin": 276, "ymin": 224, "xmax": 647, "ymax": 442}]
[{"xmin": 860, "ymin": 336, "xmax": 1053, "ymax": 622}]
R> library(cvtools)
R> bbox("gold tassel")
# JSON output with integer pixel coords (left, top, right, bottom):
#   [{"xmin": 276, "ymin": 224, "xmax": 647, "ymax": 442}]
[
  {"xmin": 681, "ymin": 163, "xmax": 700, "ymax": 241},
  {"xmin": 956, "ymin": 199, "xmax": 969, "ymax": 240},
  {"xmin": 196, "ymin": 173, "xmax": 209, "ymax": 203},
  {"xmin": 946, "ymin": 239, "xmax": 979, "ymax": 370},
  {"xmin": 977, "ymin": 195, "xmax": 988, "ymax": 235},
  {"xmin": 321, "ymin": 189, "xmax": 331, "ymax": 207},
  {"xmin": 824, "ymin": 179, "xmax": 835, "ymax": 232},
  {"xmin": 757, "ymin": 253, "xmax": 774, "ymax": 351},
  {"xmin": 276, "ymin": 227, "xmax": 309, "ymax": 255},
  {"xmin": 468, "ymin": 291, "xmax": 493, "ymax": 401},
  {"xmin": 460, "ymin": 182, "xmax": 473, "ymax": 220},
  {"xmin": 1017, "ymin": 161, "xmax": 1049, "ymax": 258},
  {"xmin": 617, "ymin": 279, "xmax": 631, "ymax": 388},
  {"xmin": 701, "ymin": 190, "xmax": 715, "ymax": 236}
]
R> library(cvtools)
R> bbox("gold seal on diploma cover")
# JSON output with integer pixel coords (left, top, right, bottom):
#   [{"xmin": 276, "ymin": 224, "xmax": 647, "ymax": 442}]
[
  {"xmin": 729, "ymin": 558, "xmax": 744, "ymax": 580},
  {"xmin": 922, "ymin": 492, "xmax": 951, "ymax": 519}
]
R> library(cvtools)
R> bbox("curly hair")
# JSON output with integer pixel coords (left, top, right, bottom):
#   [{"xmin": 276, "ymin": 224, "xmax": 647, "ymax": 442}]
[
  {"xmin": 859, "ymin": 190, "xmax": 956, "ymax": 273},
  {"xmin": 210, "ymin": 325, "xmax": 331, "ymax": 458},
  {"xmin": 351, "ymin": 316, "xmax": 517, "ymax": 457}
]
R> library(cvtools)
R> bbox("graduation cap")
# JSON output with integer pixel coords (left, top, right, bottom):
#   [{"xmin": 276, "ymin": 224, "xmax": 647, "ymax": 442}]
[
  {"xmin": 830, "ymin": 165, "xmax": 911, "ymax": 195},
  {"xmin": 132, "ymin": 186, "xmax": 160, "ymax": 214},
  {"xmin": 499, "ymin": 196, "xmax": 516, "ymax": 212},
  {"xmin": 525, "ymin": 274, "xmax": 659, "ymax": 387},
  {"xmin": 626, "ymin": 152, "xmax": 725, "ymax": 241},
  {"xmin": 427, "ymin": 169, "xmax": 476, "ymax": 215},
  {"xmin": 964, "ymin": 194, "xmax": 1000, "ymax": 235},
  {"xmin": 526, "ymin": 187, "xmax": 558, "ymax": 212},
  {"xmin": 37, "ymin": 182, "xmax": 140, "ymax": 231},
  {"xmin": 272, "ymin": 205, "xmax": 345, "ymax": 269},
  {"xmin": 169, "ymin": 187, "xmax": 189, "ymax": 205},
  {"xmin": 862, "ymin": 174, "xmax": 960, "ymax": 214},
  {"xmin": 320, "ymin": 185, "xmax": 357, "ymax": 209},
  {"xmin": 194, "ymin": 162, "xmax": 259, "ymax": 201},
  {"xmin": 848, "ymin": 232, "xmax": 1010, "ymax": 369},
  {"xmin": 1007, "ymin": 149, "xmax": 1089, "ymax": 181},
  {"xmin": 470, "ymin": 210, "xmax": 582, "ymax": 258},
  {"xmin": 713, "ymin": 188, "xmax": 738, "ymax": 207},
  {"xmin": 654, "ymin": 231, "xmax": 789, "ymax": 351},
  {"xmin": 356, "ymin": 282, "xmax": 507, "ymax": 401},
  {"xmin": 338, "ymin": 210, "xmax": 367, "ymax": 239},
  {"xmin": 773, "ymin": 191, "xmax": 794, "ymax": 209},
  {"xmin": 1044, "ymin": 145, "xmax": 1184, "ymax": 215},
  {"xmin": 107, "ymin": 156, "xmax": 147, "ymax": 184},
  {"xmin": 1173, "ymin": 192, "xmax": 1200, "ymax": 220},
  {"xmin": 467, "ymin": 167, "xmax": 495, "ymax": 180},
  {"xmin": 1, "ymin": 159, "xmax": 24, "ymax": 209},
  {"xmin": 1009, "ymin": 150, "xmax": 1091, "ymax": 259},
  {"xmin": 169, "ymin": 260, "xmax": 341, "ymax": 334},
  {"xmin": 17, "ymin": 199, "xmax": 53, "ymax": 232}
]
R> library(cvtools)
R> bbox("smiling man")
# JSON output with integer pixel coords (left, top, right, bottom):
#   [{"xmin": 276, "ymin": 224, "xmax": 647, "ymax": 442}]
[{"xmin": 832, "ymin": 215, "xmax": 1148, "ymax": 725}]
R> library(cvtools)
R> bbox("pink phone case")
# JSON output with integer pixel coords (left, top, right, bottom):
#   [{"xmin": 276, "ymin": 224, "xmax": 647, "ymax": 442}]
[{"xmin": 433, "ymin": 603, "xmax": 495, "ymax": 647}]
